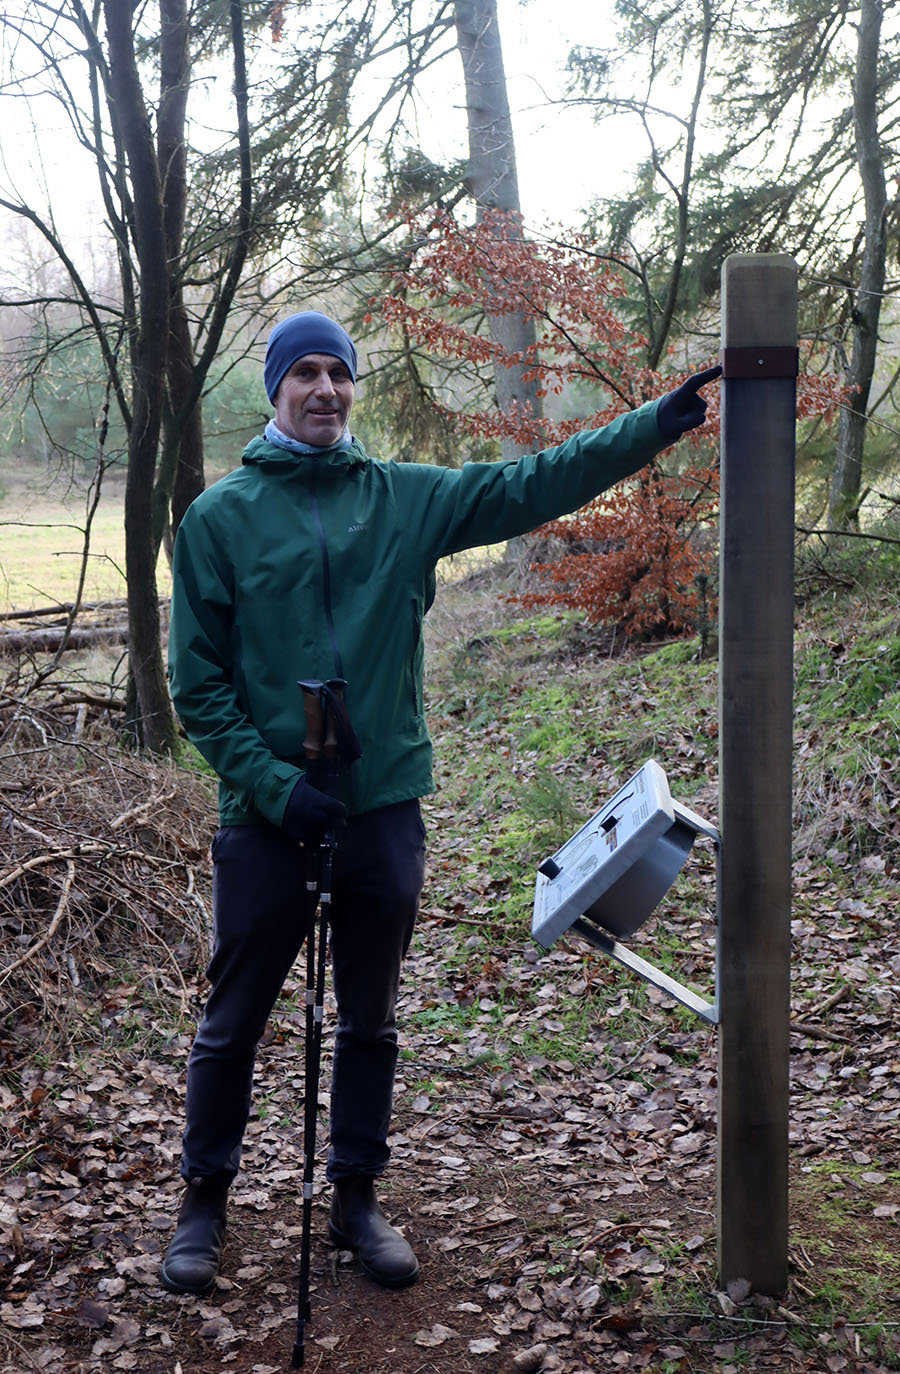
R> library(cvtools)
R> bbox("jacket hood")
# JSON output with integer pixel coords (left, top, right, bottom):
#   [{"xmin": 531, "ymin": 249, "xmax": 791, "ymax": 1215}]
[{"xmin": 242, "ymin": 434, "xmax": 369, "ymax": 472}]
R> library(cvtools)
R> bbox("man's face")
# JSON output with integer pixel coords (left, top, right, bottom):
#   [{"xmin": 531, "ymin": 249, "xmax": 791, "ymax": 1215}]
[{"xmin": 274, "ymin": 353, "xmax": 355, "ymax": 447}]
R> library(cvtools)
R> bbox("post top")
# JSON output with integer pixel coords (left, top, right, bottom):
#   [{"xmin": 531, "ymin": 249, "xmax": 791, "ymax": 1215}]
[
  {"xmin": 722, "ymin": 252, "xmax": 798, "ymax": 275},
  {"xmin": 722, "ymin": 254, "xmax": 798, "ymax": 349}
]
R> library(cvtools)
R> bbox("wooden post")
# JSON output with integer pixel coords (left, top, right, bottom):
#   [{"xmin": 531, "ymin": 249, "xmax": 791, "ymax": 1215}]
[{"xmin": 717, "ymin": 254, "xmax": 797, "ymax": 1292}]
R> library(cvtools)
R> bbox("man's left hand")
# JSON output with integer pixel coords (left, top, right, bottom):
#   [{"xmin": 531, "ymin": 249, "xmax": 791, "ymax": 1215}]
[{"xmin": 656, "ymin": 365, "xmax": 723, "ymax": 444}]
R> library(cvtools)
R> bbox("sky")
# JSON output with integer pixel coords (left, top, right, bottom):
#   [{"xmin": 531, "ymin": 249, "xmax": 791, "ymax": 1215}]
[
  {"xmin": 433, "ymin": 0, "xmax": 637, "ymax": 229},
  {"xmin": 0, "ymin": 0, "xmax": 640, "ymax": 274}
]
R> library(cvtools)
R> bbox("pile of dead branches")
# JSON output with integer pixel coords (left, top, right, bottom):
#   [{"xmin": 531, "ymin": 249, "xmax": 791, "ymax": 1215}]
[{"xmin": 0, "ymin": 690, "xmax": 215, "ymax": 1045}]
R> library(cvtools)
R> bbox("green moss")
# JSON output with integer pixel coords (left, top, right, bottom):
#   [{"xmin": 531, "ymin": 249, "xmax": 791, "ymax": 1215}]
[
  {"xmin": 176, "ymin": 737, "xmax": 218, "ymax": 779},
  {"xmin": 792, "ymin": 1161, "xmax": 900, "ymax": 1357},
  {"xmin": 492, "ymin": 611, "xmax": 581, "ymax": 643},
  {"xmin": 796, "ymin": 625, "xmax": 900, "ymax": 718}
]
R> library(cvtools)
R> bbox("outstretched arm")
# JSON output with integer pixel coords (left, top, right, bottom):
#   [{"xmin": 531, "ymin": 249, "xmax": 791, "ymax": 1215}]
[{"xmin": 407, "ymin": 366, "xmax": 723, "ymax": 559}]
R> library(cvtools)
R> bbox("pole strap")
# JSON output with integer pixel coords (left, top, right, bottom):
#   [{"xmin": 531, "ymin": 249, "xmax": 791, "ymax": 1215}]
[{"xmin": 719, "ymin": 346, "xmax": 799, "ymax": 379}]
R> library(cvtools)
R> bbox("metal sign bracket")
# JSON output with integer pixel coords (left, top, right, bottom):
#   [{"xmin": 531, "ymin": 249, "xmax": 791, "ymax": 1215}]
[{"xmin": 570, "ymin": 916, "xmax": 719, "ymax": 1025}]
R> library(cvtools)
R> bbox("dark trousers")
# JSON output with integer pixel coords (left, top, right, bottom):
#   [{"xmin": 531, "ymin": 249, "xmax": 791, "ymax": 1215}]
[{"xmin": 180, "ymin": 800, "xmax": 425, "ymax": 1187}]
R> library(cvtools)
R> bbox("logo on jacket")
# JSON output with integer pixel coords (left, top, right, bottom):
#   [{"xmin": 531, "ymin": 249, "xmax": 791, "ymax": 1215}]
[{"xmin": 348, "ymin": 522, "xmax": 368, "ymax": 535}]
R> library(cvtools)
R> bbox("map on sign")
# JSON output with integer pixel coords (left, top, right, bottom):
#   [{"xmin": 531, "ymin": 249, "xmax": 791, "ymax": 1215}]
[{"xmin": 532, "ymin": 759, "xmax": 715, "ymax": 951}]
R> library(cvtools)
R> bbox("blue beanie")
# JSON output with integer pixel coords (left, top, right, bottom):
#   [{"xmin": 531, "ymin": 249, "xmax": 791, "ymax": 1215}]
[{"xmin": 264, "ymin": 311, "xmax": 358, "ymax": 402}]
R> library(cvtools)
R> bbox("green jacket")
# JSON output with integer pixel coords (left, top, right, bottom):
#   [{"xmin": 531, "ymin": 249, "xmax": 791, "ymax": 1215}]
[{"xmin": 168, "ymin": 401, "xmax": 666, "ymax": 827}]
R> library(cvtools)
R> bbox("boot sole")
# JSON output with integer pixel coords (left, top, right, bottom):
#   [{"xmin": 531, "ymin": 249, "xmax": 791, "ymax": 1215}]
[
  {"xmin": 160, "ymin": 1261, "xmax": 219, "ymax": 1297},
  {"xmin": 328, "ymin": 1221, "xmax": 419, "ymax": 1289}
]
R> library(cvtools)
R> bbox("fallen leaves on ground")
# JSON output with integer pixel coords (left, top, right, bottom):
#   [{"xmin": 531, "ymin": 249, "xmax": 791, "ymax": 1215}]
[{"xmin": 2, "ymin": 584, "xmax": 899, "ymax": 1373}]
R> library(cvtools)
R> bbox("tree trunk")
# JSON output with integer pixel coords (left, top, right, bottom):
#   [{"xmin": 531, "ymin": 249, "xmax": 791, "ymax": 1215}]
[
  {"xmin": 159, "ymin": 0, "xmax": 253, "ymax": 546},
  {"xmin": 104, "ymin": 0, "xmax": 178, "ymax": 754},
  {"xmin": 829, "ymin": 0, "xmax": 886, "ymax": 531},
  {"xmin": 154, "ymin": 0, "xmax": 204, "ymax": 556},
  {"xmin": 169, "ymin": 317, "xmax": 206, "ymax": 534},
  {"xmin": 645, "ymin": 0, "xmax": 712, "ymax": 372},
  {"xmin": 453, "ymin": 0, "xmax": 543, "ymax": 463}
]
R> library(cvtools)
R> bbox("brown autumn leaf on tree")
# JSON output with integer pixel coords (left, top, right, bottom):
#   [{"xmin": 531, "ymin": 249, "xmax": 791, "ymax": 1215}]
[{"xmin": 379, "ymin": 207, "xmax": 843, "ymax": 640}]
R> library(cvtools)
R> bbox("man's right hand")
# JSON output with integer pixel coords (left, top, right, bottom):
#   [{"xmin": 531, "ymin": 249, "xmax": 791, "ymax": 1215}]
[
  {"xmin": 282, "ymin": 778, "xmax": 347, "ymax": 845},
  {"xmin": 656, "ymin": 364, "xmax": 722, "ymax": 443}
]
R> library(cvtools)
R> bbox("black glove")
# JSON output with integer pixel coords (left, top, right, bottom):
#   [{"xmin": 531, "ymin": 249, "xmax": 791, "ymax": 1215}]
[
  {"xmin": 656, "ymin": 365, "xmax": 722, "ymax": 444},
  {"xmin": 282, "ymin": 777, "xmax": 347, "ymax": 845}
]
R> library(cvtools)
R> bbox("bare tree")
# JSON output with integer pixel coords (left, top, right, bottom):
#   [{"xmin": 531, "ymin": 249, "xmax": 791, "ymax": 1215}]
[
  {"xmin": 102, "ymin": 0, "xmax": 181, "ymax": 751},
  {"xmin": 0, "ymin": 1, "xmax": 254, "ymax": 749},
  {"xmin": 0, "ymin": 0, "xmax": 455, "ymax": 748},
  {"xmin": 566, "ymin": 0, "xmax": 718, "ymax": 372}
]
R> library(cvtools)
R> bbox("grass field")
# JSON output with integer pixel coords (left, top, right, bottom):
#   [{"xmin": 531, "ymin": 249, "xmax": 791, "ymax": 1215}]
[
  {"xmin": 0, "ymin": 462, "xmax": 168, "ymax": 612},
  {"xmin": 0, "ymin": 459, "xmax": 504, "ymax": 615}
]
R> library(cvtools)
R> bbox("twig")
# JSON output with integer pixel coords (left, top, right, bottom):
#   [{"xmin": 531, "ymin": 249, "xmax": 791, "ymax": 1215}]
[
  {"xmin": 21, "ymin": 791, "xmax": 69, "ymax": 807},
  {"xmin": 0, "ymin": 859, "xmax": 76, "ymax": 981},
  {"xmin": 0, "ymin": 846, "xmax": 102, "ymax": 891},
  {"xmin": 0, "ymin": 1142, "xmax": 45, "ymax": 1180},
  {"xmin": 8, "ymin": 815, "xmax": 59, "ymax": 845},
  {"xmin": 125, "ymin": 901, "xmax": 191, "ymax": 1016},
  {"xmin": 110, "ymin": 788, "xmax": 177, "ymax": 830},
  {"xmin": 422, "ymin": 909, "xmax": 490, "ymax": 927},
  {"xmin": 0, "ymin": 841, "xmax": 175, "ymax": 892},
  {"xmin": 56, "ymin": 692, "xmax": 126, "ymax": 713},
  {"xmin": 796, "ymin": 524, "xmax": 900, "ymax": 547},
  {"xmin": 575, "ymin": 1220, "xmax": 645, "ymax": 1256},
  {"xmin": 185, "ymin": 865, "xmax": 212, "ymax": 944},
  {"xmin": 0, "ymin": 599, "xmax": 129, "ymax": 623},
  {"xmin": 466, "ymin": 1214, "xmax": 525, "ymax": 1234},
  {"xmin": 807, "ymin": 984, "xmax": 852, "ymax": 1018},
  {"xmin": 789, "ymin": 1021, "xmax": 844, "ymax": 1044}
]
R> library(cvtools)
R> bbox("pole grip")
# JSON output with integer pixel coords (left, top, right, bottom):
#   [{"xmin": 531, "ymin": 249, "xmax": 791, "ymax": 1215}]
[
  {"xmin": 299, "ymin": 680, "xmax": 325, "ymax": 764},
  {"xmin": 322, "ymin": 680, "xmax": 345, "ymax": 761}
]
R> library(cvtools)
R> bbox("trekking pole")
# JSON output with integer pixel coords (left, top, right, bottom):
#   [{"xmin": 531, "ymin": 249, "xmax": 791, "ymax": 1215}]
[{"xmin": 291, "ymin": 679, "xmax": 357, "ymax": 1369}]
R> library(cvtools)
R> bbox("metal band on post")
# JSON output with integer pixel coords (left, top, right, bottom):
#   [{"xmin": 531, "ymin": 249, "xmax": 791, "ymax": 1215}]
[{"xmin": 719, "ymin": 346, "xmax": 799, "ymax": 379}]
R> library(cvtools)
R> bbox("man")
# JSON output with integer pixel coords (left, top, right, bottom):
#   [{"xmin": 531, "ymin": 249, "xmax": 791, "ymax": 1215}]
[{"xmin": 163, "ymin": 309, "xmax": 720, "ymax": 1296}]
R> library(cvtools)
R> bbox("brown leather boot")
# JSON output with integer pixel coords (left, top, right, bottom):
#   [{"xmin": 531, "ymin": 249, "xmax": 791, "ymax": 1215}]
[
  {"xmin": 329, "ymin": 1176, "xmax": 419, "ymax": 1288},
  {"xmin": 161, "ymin": 1179, "xmax": 228, "ymax": 1295}
]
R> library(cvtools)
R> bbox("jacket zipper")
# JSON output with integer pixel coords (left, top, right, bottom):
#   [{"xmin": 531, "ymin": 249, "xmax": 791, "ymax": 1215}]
[{"xmin": 309, "ymin": 472, "xmax": 344, "ymax": 680}]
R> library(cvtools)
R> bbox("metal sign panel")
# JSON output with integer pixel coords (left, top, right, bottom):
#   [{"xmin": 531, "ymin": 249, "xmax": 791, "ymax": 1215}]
[
  {"xmin": 531, "ymin": 760, "xmax": 719, "ymax": 1024},
  {"xmin": 532, "ymin": 759, "xmax": 676, "ymax": 949}
]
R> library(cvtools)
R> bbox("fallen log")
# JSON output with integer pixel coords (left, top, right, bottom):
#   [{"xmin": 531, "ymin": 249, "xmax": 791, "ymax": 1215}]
[
  {"xmin": 57, "ymin": 691, "xmax": 126, "ymax": 712},
  {"xmin": 0, "ymin": 599, "xmax": 131, "ymax": 623},
  {"xmin": 0, "ymin": 625, "xmax": 128, "ymax": 655}
]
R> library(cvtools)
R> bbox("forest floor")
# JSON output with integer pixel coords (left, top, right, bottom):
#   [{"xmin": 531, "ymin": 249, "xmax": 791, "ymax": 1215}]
[{"xmin": 1, "ymin": 542, "xmax": 899, "ymax": 1374}]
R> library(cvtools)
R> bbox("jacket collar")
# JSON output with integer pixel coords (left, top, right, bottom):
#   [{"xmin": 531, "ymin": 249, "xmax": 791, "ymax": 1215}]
[{"xmin": 242, "ymin": 434, "xmax": 369, "ymax": 473}]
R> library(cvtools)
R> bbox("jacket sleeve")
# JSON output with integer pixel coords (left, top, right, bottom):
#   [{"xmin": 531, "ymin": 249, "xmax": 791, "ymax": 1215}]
[
  {"xmin": 167, "ymin": 501, "xmax": 303, "ymax": 828},
  {"xmin": 411, "ymin": 399, "xmax": 666, "ymax": 558}
]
